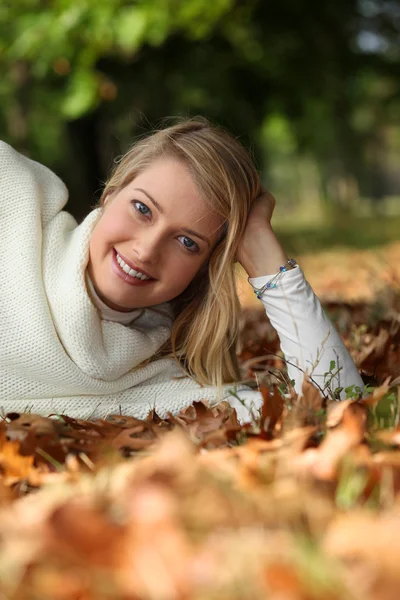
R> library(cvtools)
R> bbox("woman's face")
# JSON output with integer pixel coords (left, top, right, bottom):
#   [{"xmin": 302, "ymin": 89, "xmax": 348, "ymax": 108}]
[{"xmin": 88, "ymin": 157, "xmax": 225, "ymax": 311}]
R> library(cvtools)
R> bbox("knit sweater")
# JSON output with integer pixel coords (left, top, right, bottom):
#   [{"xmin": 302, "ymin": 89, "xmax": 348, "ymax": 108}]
[
  {"xmin": 0, "ymin": 142, "xmax": 223, "ymax": 419},
  {"xmin": 0, "ymin": 142, "xmax": 363, "ymax": 421}
]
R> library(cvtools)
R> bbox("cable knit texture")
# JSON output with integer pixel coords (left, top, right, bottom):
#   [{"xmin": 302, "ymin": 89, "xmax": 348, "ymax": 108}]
[{"xmin": 0, "ymin": 142, "xmax": 223, "ymax": 419}]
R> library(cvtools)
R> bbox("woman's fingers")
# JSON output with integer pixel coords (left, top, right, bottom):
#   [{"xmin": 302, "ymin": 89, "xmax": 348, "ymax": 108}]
[{"xmin": 250, "ymin": 189, "xmax": 276, "ymax": 224}]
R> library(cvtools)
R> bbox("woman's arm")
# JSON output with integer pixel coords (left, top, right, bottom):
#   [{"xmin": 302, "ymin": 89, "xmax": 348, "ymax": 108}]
[
  {"xmin": 248, "ymin": 263, "xmax": 364, "ymax": 397},
  {"xmin": 237, "ymin": 191, "xmax": 364, "ymax": 399}
]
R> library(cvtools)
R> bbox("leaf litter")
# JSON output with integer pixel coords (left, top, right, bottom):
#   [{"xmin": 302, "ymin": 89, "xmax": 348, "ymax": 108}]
[{"xmin": 0, "ymin": 283, "xmax": 400, "ymax": 599}]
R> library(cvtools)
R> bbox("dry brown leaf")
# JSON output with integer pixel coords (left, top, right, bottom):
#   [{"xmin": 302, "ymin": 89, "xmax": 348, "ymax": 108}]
[
  {"xmin": 296, "ymin": 402, "xmax": 367, "ymax": 481},
  {"xmin": 326, "ymin": 399, "xmax": 357, "ymax": 428},
  {"xmin": 0, "ymin": 292, "xmax": 399, "ymax": 599},
  {"xmin": 362, "ymin": 377, "xmax": 392, "ymax": 407},
  {"xmin": 259, "ymin": 383, "xmax": 285, "ymax": 439},
  {"xmin": 324, "ymin": 511, "xmax": 400, "ymax": 573}
]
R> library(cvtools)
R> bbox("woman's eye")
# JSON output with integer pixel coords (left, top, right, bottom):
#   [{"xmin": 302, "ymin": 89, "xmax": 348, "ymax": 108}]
[
  {"xmin": 178, "ymin": 236, "xmax": 199, "ymax": 253},
  {"xmin": 133, "ymin": 201, "xmax": 151, "ymax": 217}
]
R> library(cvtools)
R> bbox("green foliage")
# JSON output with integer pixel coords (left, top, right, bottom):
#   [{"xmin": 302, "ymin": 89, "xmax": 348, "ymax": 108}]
[
  {"xmin": 1, "ymin": 0, "xmax": 233, "ymax": 119},
  {"xmin": 2, "ymin": 0, "xmax": 400, "ymax": 214},
  {"xmin": 335, "ymin": 458, "xmax": 373, "ymax": 509},
  {"xmin": 62, "ymin": 69, "xmax": 99, "ymax": 119}
]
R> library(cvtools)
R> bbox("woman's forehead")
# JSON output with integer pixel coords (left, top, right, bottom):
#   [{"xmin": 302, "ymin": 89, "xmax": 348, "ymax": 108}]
[{"xmin": 125, "ymin": 158, "xmax": 224, "ymax": 230}]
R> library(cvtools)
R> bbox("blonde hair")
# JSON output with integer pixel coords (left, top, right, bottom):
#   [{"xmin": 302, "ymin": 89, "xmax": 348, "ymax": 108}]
[{"xmin": 100, "ymin": 117, "xmax": 261, "ymax": 391}]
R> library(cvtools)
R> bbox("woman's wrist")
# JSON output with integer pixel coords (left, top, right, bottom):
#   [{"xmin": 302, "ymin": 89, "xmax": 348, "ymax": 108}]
[{"xmin": 239, "ymin": 223, "xmax": 289, "ymax": 278}]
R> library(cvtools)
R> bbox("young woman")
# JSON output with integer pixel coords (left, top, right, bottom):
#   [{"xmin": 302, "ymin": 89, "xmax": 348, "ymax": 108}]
[{"xmin": 0, "ymin": 118, "xmax": 363, "ymax": 422}]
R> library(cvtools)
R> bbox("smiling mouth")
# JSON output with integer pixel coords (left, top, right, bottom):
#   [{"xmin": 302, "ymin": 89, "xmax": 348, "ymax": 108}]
[{"xmin": 113, "ymin": 249, "xmax": 155, "ymax": 281}]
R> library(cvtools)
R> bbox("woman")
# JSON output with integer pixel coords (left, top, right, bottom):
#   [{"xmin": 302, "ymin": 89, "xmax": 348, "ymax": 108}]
[{"xmin": 0, "ymin": 118, "xmax": 363, "ymax": 422}]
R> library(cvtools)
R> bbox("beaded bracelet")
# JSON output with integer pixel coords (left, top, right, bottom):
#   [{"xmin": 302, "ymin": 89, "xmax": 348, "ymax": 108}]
[{"xmin": 249, "ymin": 258, "xmax": 297, "ymax": 298}]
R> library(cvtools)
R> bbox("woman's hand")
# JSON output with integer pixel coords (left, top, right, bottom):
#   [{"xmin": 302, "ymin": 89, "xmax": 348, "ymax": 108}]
[
  {"xmin": 237, "ymin": 188, "xmax": 289, "ymax": 278},
  {"xmin": 249, "ymin": 187, "xmax": 276, "ymax": 225}
]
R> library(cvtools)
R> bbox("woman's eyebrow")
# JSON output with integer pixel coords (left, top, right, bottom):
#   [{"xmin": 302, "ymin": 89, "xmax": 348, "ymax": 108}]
[
  {"xmin": 182, "ymin": 228, "xmax": 210, "ymax": 247},
  {"xmin": 134, "ymin": 188, "xmax": 164, "ymax": 213}
]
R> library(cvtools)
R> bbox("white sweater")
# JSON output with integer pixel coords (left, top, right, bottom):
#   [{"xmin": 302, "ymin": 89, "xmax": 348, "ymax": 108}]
[{"xmin": 0, "ymin": 142, "xmax": 363, "ymax": 422}]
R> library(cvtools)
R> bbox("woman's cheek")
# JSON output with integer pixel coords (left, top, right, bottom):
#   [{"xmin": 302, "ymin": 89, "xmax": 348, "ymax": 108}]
[{"xmin": 179, "ymin": 260, "xmax": 204, "ymax": 287}]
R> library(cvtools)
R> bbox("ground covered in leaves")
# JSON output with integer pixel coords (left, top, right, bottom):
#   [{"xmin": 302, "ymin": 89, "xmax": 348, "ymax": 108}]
[{"xmin": 1, "ymin": 260, "xmax": 400, "ymax": 600}]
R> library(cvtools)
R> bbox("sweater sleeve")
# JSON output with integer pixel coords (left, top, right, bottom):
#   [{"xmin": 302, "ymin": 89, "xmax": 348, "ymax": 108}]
[
  {"xmin": 248, "ymin": 266, "xmax": 364, "ymax": 398},
  {"xmin": 0, "ymin": 141, "xmax": 69, "ymax": 226}
]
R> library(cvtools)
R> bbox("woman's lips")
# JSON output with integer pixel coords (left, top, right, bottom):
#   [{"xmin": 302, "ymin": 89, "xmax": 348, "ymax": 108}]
[
  {"xmin": 114, "ymin": 248, "xmax": 154, "ymax": 279},
  {"xmin": 111, "ymin": 249, "xmax": 155, "ymax": 286}
]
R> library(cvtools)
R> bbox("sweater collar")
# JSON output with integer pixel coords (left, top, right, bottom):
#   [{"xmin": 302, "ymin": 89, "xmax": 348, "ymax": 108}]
[{"xmin": 85, "ymin": 272, "xmax": 142, "ymax": 325}]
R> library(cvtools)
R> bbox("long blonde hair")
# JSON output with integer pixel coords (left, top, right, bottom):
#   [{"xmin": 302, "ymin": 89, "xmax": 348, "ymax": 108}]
[{"xmin": 100, "ymin": 117, "xmax": 261, "ymax": 391}]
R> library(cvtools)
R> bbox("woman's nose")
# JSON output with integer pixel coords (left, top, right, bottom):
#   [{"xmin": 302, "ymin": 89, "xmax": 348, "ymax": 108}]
[{"xmin": 133, "ymin": 231, "xmax": 162, "ymax": 264}]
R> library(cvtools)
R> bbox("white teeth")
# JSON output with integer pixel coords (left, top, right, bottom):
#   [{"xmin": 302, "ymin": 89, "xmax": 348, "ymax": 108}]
[{"xmin": 115, "ymin": 252, "xmax": 151, "ymax": 280}]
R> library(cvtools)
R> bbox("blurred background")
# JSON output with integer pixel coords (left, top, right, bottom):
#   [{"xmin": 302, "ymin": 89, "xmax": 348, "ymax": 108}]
[{"xmin": 1, "ymin": 0, "xmax": 400, "ymax": 302}]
